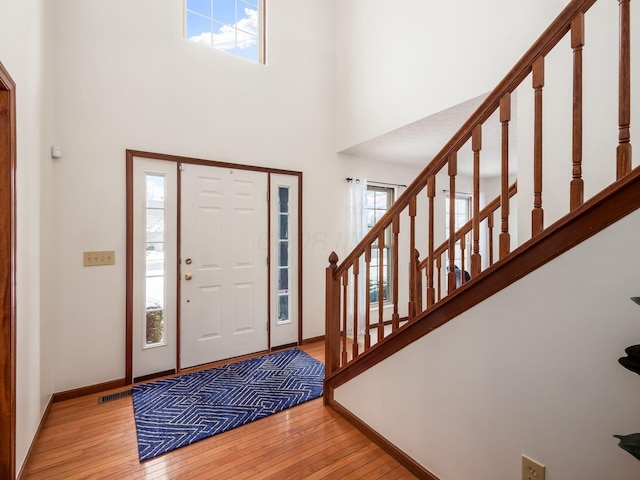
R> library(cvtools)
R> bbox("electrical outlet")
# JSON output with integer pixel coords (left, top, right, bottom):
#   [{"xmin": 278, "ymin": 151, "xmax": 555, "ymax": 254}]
[
  {"xmin": 522, "ymin": 455, "xmax": 545, "ymax": 480},
  {"xmin": 83, "ymin": 250, "xmax": 115, "ymax": 266}
]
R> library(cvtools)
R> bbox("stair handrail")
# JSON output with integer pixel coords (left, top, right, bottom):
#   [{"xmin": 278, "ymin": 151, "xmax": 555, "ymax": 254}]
[
  {"xmin": 331, "ymin": 0, "xmax": 597, "ymax": 279},
  {"xmin": 326, "ymin": 0, "xmax": 631, "ymax": 386}
]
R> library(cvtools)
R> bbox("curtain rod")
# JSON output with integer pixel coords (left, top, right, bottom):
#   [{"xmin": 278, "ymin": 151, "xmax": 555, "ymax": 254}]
[{"xmin": 345, "ymin": 178, "xmax": 407, "ymax": 188}]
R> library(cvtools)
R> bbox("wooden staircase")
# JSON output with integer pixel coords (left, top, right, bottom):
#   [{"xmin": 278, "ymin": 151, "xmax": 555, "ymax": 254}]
[{"xmin": 324, "ymin": 0, "xmax": 635, "ymax": 477}]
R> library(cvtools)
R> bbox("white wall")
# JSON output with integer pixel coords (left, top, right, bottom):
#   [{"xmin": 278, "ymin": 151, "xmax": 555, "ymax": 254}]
[
  {"xmin": 335, "ymin": 207, "xmax": 640, "ymax": 480},
  {"xmin": 0, "ymin": 0, "xmax": 55, "ymax": 475},
  {"xmin": 335, "ymin": 0, "xmax": 570, "ymax": 151},
  {"xmin": 49, "ymin": 0, "xmax": 339, "ymax": 391}
]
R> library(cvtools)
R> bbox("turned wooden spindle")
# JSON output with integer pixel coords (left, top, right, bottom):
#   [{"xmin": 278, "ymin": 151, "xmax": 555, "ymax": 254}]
[
  {"xmin": 364, "ymin": 245, "xmax": 371, "ymax": 350},
  {"xmin": 471, "ymin": 125, "xmax": 482, "ymax": 276},
  {"xmin": 488, "ymin": 211, "xmax": 495, "ymax": 266},
  {"xmin": 448, "ymin": 152, "xmax": 458, "ymax": 294},
  {"xmin": 426, "ymin": 176, "xmax": 436, "ymax": 307},
  {"xmin": 499, "ymin": 93, "xmax": 511, "ymax": 258},
  {"xmin": 377, "ymin": 230, "xmax": 385, "ymax": 343},
  {"xmin": 532, "ymin": 56, "xmax": 545, "ymax": 236},
  {"xmin": 352, "ymin": 259, "xmax": 359, "ymax": 359},
  {"xmin": 436, "ymin": 255, "xmax": 442, "ymax": 301},
  {"xmin": 408, "ymin": 196, "xmax": 417, "ymax": 320},
  {"xmin": 617, "ymin": 0, "xmax": 632, "ymax": 179},
  {"xmin": 460, "ymin": 233, "xmax": 467, "ymax": 286},
  {"xmin": 571, "ymin": 12, "xmax": 585, "ymax": 210},
  {"xmin": 341, "ymin": 271, "xmax": 348, "ymax": 366},
  {"xmin": 414, "ymin": 249, "xmax": 422, "ymax": 313},
  {"xmin": 392, "ymin": 214, "xmax": 400, "ymax": 331}
]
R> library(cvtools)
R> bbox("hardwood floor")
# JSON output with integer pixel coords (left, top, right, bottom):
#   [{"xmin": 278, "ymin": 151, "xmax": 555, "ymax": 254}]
[{"xmin": 20, "ymin": 342, "xmax": 416, "ymax": 479}]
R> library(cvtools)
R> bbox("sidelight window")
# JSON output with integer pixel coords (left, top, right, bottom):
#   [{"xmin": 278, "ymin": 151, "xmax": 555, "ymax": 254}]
[
  {"xmin": 145, "ymin": 174, "xmax": 167, "ymax": 346},
  {"xmin": 277, "ymin": 187, "xmax": 291, "ymax": 323}
]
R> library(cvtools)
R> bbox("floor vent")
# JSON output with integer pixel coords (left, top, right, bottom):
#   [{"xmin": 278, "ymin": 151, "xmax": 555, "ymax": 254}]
[{"xmin": 98, "ymin": 389, "xmax": 133, "ymax": 404}]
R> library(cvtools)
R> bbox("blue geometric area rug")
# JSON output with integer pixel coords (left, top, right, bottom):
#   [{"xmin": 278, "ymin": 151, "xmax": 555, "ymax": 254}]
[{"xmin": 132, "ymin": 348, "xmax": 324, "ymax": 461}]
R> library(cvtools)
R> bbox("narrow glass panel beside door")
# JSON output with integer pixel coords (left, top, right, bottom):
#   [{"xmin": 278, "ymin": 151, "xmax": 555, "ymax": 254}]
[
  {"xmin": 145, "ymin": 174, "xmax": 166, "ymax": 347},
  {"xmin": 277, "ymin": 186, "xmax": 290, "ymax": 323}
]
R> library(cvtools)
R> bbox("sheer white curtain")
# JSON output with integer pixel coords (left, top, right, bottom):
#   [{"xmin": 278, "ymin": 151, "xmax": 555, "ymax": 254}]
[{"xmin": 346, "ymin": 179, "xmax": 368, "ymax": 335}]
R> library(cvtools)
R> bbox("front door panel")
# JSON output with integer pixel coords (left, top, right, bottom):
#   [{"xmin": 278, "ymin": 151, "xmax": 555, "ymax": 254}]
[{"xmin": 180, "ymin": 164, "xmax": 268, "ymax": 368}]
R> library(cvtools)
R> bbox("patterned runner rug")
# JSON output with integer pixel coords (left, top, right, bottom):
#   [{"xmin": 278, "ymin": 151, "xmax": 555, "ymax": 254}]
[{"xmin": 132, "ymin": 348, "xmax": 324, "ymax": 461}]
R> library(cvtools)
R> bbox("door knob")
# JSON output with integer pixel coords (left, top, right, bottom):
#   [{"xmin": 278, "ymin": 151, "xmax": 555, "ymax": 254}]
[{"xmin": 185, "ymin": 273, "xmax": 192, "ymax": 281}]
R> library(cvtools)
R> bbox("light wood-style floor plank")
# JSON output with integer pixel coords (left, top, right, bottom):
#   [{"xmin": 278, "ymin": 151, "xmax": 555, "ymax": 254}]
[{"xmin": 21, "ymin": 342, "xmax": 416, "ymax": 479}]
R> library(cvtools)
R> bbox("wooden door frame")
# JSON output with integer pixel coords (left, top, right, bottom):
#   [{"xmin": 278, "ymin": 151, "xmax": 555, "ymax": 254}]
[
  {"xmin": 125, "ymin": 150, "xmax": 303, "ymax": 384},
  {"xmin": 0, "ymin": 61, "xmax": 17, "ymax": 480}
]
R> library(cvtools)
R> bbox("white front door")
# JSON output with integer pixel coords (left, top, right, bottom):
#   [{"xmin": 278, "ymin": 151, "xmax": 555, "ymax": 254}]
[{"xmin": 180, "ymin": 164, "xmax": 269, "ymax": 368}]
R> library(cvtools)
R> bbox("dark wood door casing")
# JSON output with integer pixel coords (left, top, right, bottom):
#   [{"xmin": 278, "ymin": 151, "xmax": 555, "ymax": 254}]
[{"xmin": 0, "ymin": 61, "xmax": 17, "ymax": 480}]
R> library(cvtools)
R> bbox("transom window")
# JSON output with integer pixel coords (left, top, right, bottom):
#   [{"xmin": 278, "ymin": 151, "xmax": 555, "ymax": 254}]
[
  {"xmin": 185, "ymin": 0, "xmax": 264, "ymax": 63},
  {"xmin": 367, "ymin": 186, "xmax": 394, "ymax": 304}
]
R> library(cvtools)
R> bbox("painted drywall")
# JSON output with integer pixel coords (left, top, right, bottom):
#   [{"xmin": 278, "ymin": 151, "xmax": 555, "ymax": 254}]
[
  {"xmin": 335, "ymin": 0, "xmax": 571, "ymax": 151},
  {"xmin": 50, "ymin": 0, "xmax": 339, "ymax": 391},
  {"xmin": 0, "ymin": 0, "xmax": 55, "ymax": 474},
  {"xmin": 335, "ymin": 207, "xmax": 640, "ymax": 480}
]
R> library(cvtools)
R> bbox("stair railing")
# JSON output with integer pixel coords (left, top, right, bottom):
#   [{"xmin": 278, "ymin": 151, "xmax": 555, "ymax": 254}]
[{"xmin": 325, "ymin": 0, "xmax": 632, "ymax": 386}]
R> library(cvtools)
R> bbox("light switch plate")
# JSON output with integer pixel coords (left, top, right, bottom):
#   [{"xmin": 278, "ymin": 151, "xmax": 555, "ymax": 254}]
[{"xmin": 83, "ymin": 250, "xmax": 115, "ymax": 266}]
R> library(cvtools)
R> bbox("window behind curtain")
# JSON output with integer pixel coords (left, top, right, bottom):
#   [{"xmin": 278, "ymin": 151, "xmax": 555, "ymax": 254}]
[
  {"xmin": 366, "ymin": 186, "xmax": 394, "ymax": 304},
  {"xmin": 444, "ymin": 192, "xmax": 472, "ymax": 273}
]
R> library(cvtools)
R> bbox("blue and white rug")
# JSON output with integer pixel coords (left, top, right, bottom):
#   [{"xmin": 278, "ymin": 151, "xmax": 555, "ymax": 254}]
[{"xmin": 132, "ymin": 348, "xmax": 324, "ymax": 461}]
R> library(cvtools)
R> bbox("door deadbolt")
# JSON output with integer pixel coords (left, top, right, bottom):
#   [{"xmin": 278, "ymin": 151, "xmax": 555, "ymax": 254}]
[
  {"xmin": 184, "ymin": 273, "xmax": 192, "ymax": 281},
  {"xmin": 185, "ymin": 258, "xmax": 192, "ymax": 265}
]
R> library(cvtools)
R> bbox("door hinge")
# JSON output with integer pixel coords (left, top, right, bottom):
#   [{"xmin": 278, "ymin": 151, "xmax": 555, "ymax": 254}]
[
  {"xmin": 267, "ymin": 190, "xmax": 270, "ymax": 201},
  {"xmin": 179, "ymin": 163, "xmax": 185, "ymax": 171},
  {"xmin": 267, "ymin": 256, "xmax": 269, "ymax": 266}
]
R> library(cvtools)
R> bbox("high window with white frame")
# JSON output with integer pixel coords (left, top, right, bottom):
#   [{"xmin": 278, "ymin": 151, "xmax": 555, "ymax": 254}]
[
  {"xmin": 367, "ymin": 185, "xmax": 394, "ymax": 304},
  {"xmin": 185, "ymin": 0, "xmax": 264, "ymax": 63}
]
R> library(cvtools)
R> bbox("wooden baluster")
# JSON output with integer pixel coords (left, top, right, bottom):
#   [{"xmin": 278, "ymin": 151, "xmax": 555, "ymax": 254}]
[
  {"xmin": 571, "ymin": 13, "xmax": 585, "ymax": 210},
  {"xmin": 414, "ymin": 249, "xmax": 422, "ymax": 313},
  {"xmin": 324, "ymin": 252, "xmax": 340, "ymax": 390},
  {"xmin": 352, "ymin": 259, "xmax": 359, "ymax": 359},
  {"xmin": 460, "ymin": 233, "xmax": 466, "ymax": 286},
  {"xmin": 488, "ymin": 211, "xmax": 495, "ymax": 266},
  {"xmin": 392, "ymin": 214, "xmax": 400, "ymax": 331},
  {"xmin": 532, "ymin": 56, "xmax": 545, "ymax": 236},
  {"xmin": 617, "ymin": 0, "xmax": 632, "ymax": 179},
  {"xmin": 448, "ymin": 152, "xmax": 458, "ymax": 294},
  {"xmin": 364, "ymin": 245, "xmax": 371, "ymax": 350},
  {"xmin": 499, "ymin": 93, "xmax": 511, "ymax": 258},
  {"xmin": 426, "ymin": 176, "xmax": 436, "ymax": 307},
  {"xmin": 471, "ymin": 125, "xmax": 482, "ymax": 276},
  {"xmin": 341, "ymin": 270, "xmax": 348, "ymax": 365},
  {"xmin": 408, "ymin": 196, "xmax": 417, "ymax": 320},
  {"xmin": 436, "ymin": 255, "xmax": 442, "ymax": 301},
  {"xmin": 377, "ymin": 230, "xmax": 385, "ymax": 343}
]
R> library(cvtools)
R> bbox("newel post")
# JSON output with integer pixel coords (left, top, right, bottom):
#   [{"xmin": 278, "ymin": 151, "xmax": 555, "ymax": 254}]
[{"xmin": 325, "ymin": 252, "xmax": 340, "ymax": 394}]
